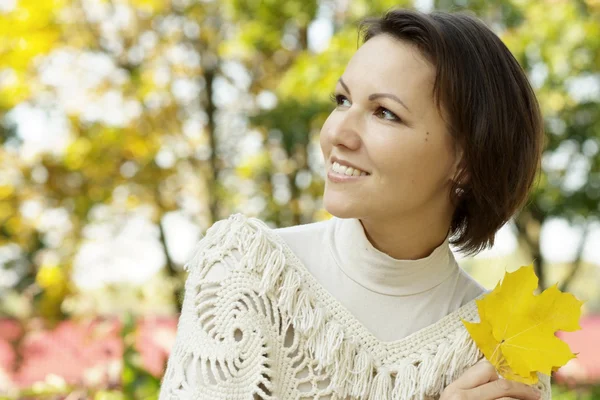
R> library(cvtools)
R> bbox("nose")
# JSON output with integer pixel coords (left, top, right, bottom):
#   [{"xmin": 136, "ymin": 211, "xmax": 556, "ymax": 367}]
[{"xmin": 329, "ymin": 109, "xmax": 362, "ymax": 151}]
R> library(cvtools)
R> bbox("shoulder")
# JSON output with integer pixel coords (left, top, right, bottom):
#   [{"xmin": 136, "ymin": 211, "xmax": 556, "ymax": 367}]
[
  {"xmin": 449, "ymin": 263, "xmax": 490, "ymax": 307},
  {"xmin": 274, "ymin": 218, "xmax": 330, "ymax": 236},
  {"xmin": 186, "ymin": 213, "xmax": 323, "ymax": 265},
  {"xmin": 182, "ymin": 213, "xmax": 270, "ymax": 280},
  {"xmin": 429, "ymin": 248, "xmax": 489, "ymax": 311},
  {"xmin": 183, "ymin": 213, "xmax": 302, "ymax": 294},
  {"xmin": 182, "ymin": 214, "xmax": 334, "ymax": 291},
  {"xmin": 273, "ymin": 218, "xmax": 331, "ymax": 258}
]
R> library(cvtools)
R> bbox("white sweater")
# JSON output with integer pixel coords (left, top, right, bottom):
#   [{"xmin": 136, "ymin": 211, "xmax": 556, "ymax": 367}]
[{"xmin": 159, "ymin": 213, "xmax": 551, "ymax": 399}]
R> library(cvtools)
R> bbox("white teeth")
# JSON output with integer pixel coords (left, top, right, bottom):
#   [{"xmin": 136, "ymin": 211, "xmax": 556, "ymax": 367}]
[{"xmin": 332, "ymin": 161, "xmax": 369, "ymax": 176}]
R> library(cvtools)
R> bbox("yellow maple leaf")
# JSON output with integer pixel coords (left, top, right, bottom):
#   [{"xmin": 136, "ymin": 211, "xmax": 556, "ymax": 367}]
[{"xmin": 462, "ymin": 264, "xmax": 584, "ymax": 384}]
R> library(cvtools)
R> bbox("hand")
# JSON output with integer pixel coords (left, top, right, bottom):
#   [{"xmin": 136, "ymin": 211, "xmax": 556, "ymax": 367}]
[{"xmin": 440, "ymin": 359, "xmax": 542, "ymax": 400}]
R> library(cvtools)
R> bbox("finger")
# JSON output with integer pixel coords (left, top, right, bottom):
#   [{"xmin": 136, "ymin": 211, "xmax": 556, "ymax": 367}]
[
  {"xmin": 451, "ymin": 359, "xmax": 500, "ymax": 390},
  {"xmin": 473, "ymin": 378, "xmax": 541, "ymax": 400}
]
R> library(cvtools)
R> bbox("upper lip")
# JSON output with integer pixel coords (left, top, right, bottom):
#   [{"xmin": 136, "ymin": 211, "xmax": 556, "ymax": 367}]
[{"xmin": 330, "ymin": 156, "xmax": 370, "ymax": 174}]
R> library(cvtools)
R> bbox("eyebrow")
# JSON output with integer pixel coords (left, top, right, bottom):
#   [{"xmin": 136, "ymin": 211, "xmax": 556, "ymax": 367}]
[{"xmin": 338, "ymin": 78, "xmax": 411, "ymax": 113}]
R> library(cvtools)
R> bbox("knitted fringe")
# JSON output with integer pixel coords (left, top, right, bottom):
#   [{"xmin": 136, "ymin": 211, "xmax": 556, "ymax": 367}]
[{"xmin": 185, "ymin": 214, "xmax": 484, "ymax": 400}]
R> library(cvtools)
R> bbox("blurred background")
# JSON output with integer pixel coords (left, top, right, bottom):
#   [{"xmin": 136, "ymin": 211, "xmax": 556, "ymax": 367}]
[{"xmin": 0, "ymin": 0, "xmax": 598, "ymax": 398}]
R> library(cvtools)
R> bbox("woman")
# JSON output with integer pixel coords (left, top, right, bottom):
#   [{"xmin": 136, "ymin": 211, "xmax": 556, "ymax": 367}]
[{"xmin": 159, "ymin": 8, "xmax": 549, "ymax": 400}]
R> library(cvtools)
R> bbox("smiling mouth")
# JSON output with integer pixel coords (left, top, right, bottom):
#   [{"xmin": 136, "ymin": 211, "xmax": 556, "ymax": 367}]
[{"xmin": 330, "ymin": 161, "xmax": 370, "ymax": 176}]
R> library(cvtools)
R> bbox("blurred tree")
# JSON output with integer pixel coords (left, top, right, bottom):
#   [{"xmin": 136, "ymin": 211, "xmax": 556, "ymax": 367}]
[
  {"xmin": 1, "ymin": 0, "xmax": 598, "ymax": 325},
  {"xmin": 247, "ymin": 0, "xmax": 413, "ymax": 226},
  {"xmin": 1, "ymin": 0, "xmax": 598, "ymax": 396},
  {"xmin": 248, "ymin": 0, "xmax": 600, "ymax": 291},
  {"xmin": 0, "ymin": 0, "xmax": 318, "ymax": 319},
  {"xmin": 433, "ymin": 0, "xmax": 600, "ymax": 290}
]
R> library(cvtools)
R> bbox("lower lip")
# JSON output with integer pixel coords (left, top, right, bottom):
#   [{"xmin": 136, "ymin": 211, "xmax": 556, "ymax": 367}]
[{"xmin": 327, "ymin": 168, "xmax": 370, "ymax": 183}]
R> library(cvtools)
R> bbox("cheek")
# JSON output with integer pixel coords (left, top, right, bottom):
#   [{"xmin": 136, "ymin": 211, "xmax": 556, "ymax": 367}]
[
  {"xmin": 376, "ymin": 137, "xmax": 444, "ymax": 184},
  {"xmin": 319, "ymin": 124, "xmax": 328, "ymax": 147},
  {"xmin": 409, "ymin": 142, "xmax": 455, "ymax": 188},
  {"xmin": 319, "ymin": 115, "xmax": 335, "ymax": 152}
]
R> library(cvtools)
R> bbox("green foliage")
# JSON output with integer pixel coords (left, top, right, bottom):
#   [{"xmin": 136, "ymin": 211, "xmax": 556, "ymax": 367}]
[
  {"xmin": 0, "ymin": 0, "xmax": 597, "ymax": 395},
  {"xmin": 251, "ymin": 99, "xmax": 328, "ymax": 155},
  {"xmin": 433, "ymin": 0, "xmax": 599, "ymax": 289},
  {"xmin": 121, "ymin": 312, "xmax": 161, "ymax": 399},
  {"xmin": 552, "ymin": 383, "xmax": 600, "ymax": 400}
]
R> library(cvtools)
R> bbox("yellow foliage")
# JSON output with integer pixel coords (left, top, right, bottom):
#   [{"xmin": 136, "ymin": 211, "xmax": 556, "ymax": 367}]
[
  {"xmin": 4, "ymin": 215, "xmax": 21, "ymax": 234},
  {"xmin": 0, "ymin": 70, "xmax": 31, "ymax": 107},
  {"xmin": 0, "ymin": 184, "xmax": 14, "ymax": 200},
  {"xmin": 0, "ymin": 202, "xmax": 12, "ymax": 220},
  {"xmin": 236, "ymin": 153, "xmax": 270, "ymax": 179},
  {"xmin": 0, "ymin": 0, "xmax": 66, "ymax": 108},
  {"xmin": 129, "ymin": 0, "xmax": 167, "ymax": 14},
  {"xmin": 277, "ymin": 27, "xmax": 355, "ymax": 102},
  {"xmin": 126, "ymin": 194, "xmax": 141, "ymax": 209},
  {"xmin": 36, "ymin": 263, "xmax": 66, "ymax": 289},
  {"xmin": 462, "ymin": 265, "xmax": 584, "ymax": 384},
  {"xmin": 0, "ymin": 0, "xmax": 65, "ymax": 69},
  {"xmin": 36, "ymin": 261, "xmax": 71, "ymax": 320},
  {"xmin": 547, "ymin": 92, "xmax": 567, "ymax": 112},
  {"xmin": 64, "ymin": 138, "xmax": 92, "ymax": 170},
  {"xmin": 126, "ymin": 138, "xmax": 151, "ymax": 159}
]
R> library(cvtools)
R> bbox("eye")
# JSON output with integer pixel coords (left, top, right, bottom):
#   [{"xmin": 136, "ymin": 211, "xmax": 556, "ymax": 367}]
[
  {"xmin": 374, "ymin": 107, "xmax": 401, "ymax": 123},
  {"xmin": 329, "ymin": 93, "xmax": 351, "ymax": 108}
]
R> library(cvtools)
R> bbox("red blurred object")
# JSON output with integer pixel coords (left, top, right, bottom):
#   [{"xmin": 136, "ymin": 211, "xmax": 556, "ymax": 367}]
[
  {"xmin": 0, "ymin": 315, "xmax": 179, "ymax": 393},
  {"xmin": 13, "ymin": 317, "xmax": 123, "ymax": 389},
  {"xmin": 0, "ymin": 319, "xmax": 23, "ymax": 342},
  {"xmin": 555, "ymin": 315, "xmax": 600, "ymax": 386},
  {"xmin": 0, "ymin": 339, "xmax": 16, "ymax": 384},
  {"xmin": 0, "ymin": 319, "xmax": 23, "ymax": 389},
  {"xmin": 135, "ymin": 316, "xmax": 178, "ymax": 377}
]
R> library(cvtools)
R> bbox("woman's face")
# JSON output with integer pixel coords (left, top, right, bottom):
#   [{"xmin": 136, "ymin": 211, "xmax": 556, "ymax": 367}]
[{"xmin": 320, "ymin": 34, "xmax": 461, "ymax": 224}]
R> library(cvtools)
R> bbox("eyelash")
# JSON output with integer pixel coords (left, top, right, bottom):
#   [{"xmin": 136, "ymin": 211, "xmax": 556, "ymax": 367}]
[{"xmin": 328, "ymin": 93, "xmax": 402, "ymax": 123}]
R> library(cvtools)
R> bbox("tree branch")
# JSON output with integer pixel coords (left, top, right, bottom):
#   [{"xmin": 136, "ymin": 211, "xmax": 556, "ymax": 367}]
[
  {"xmin": 514, "ymin": 209, "xmax": 546, "ymax": 289},
  {"xmin": 559, "ymin": 220, "xmax": 590, "ymax": 292}
]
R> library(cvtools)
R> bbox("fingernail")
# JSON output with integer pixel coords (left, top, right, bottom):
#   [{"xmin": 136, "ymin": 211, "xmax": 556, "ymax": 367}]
[{"xmin": 533, "ymin": 388, "xmax": 542, "ymax": 399}]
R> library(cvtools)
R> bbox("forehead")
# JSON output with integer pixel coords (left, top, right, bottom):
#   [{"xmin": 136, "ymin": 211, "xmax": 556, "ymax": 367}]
[{"xmin": 342, "ymin": 35, "xmax": 435, "ymax": 95}]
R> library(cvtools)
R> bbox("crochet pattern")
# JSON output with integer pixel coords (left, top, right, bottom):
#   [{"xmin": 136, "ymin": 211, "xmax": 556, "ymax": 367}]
[{"xmin": 159, "ymin": 213, "xmax": 551, "ymax": 400}]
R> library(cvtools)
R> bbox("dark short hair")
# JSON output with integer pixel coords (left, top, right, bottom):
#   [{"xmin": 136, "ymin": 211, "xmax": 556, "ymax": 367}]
[{"xmin": 359, "ymin": 9, "xmax": 544, "ymax": 256}]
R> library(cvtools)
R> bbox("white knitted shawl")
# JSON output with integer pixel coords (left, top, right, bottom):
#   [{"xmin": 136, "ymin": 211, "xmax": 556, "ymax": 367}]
[{"xmin": 159, "ymin": 213, "xmax": 551, "ymax": 400}]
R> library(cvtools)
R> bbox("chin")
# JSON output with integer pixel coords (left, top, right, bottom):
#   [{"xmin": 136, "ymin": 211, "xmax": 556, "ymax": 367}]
[{"xmin": 322, "ymin": 191, "xmax": 361, "ymax": 219}]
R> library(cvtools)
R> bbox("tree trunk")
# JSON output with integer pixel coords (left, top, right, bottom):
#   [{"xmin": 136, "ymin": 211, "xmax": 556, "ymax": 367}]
[
  {"xmin": 514, "ymin": 209, "xmax": 546, "ymax": 290},
  {"xmin": 559, "ymin": 221, "xmax": 590, "ymax": 292},
  {"xmin": 204, "ymin": 66, "xmax": 219, "ymax": 223},
  {"xmin": 157, "ymin": 216, "xmax": 183, "ymax": 312}
]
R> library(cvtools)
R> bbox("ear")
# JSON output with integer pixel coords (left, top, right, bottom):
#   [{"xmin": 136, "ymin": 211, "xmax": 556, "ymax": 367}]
[{"xmin": 451, "ymin": 146, "xmax": 469, "ymax": 187}]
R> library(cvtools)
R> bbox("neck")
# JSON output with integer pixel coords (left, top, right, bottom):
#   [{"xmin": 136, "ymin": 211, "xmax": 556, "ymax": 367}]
[{"xmin": 359, "ymin": 205, "xmax": 453, "ymax": 261}]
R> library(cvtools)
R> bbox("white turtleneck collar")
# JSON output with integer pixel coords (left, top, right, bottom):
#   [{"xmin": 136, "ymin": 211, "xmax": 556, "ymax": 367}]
[{"xmin": 327, "ymin": 216, "xmax": 459, "ymax": 296}]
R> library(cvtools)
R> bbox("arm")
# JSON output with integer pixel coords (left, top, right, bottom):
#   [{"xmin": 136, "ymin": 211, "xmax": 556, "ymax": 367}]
[
  {"xmin": 158, "ymin": 214, "xmax": 273, "ymax": 400},
  {"xmin": 440, "ymin": 360, "xmax": 551, "ymax": 400},
  {"xmin": 158, "ymin": 234, "xmax": 232, "ymax": 400}
]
